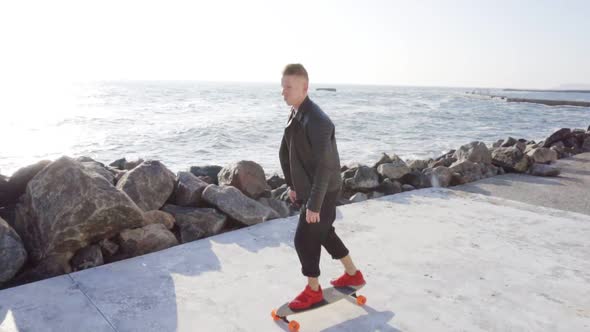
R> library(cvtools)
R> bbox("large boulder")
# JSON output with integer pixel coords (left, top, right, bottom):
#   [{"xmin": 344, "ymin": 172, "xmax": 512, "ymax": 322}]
[
  {"xmin": 202, "ymin": 185, "xmax": 279, "ymax": 226},
  {"xmin": 425, "ymin": 166, "xmax": 453, "ymax": 188},
  {"xmin": 407, "ymin": 159, "xmax": 430, "ymax": 172},
  {"xmin": 14, "ymin": 156, "xmax": 145, "ymax": 262},
  {"xmin": 453, "ymin": 141, "xmax": 492, "ymax": 164},
  {"xmin": 0, "ymin": 217, "xmax": 27, "ymax": 283},
  {"xmin": 116, "ymin": 160, "xmax": 176, "ymax": 211},
  {"xmin": 345, "ymin": 166, "xmax": 379, "ymax": 191},
  {"xmin": 375, "ymin": 178, "xmax": 402, "ymax": 195},
  {"xmin": 118, "ymin": 224, "xmax": 178, "ymax": 257},
  {"xmin": 491, "ymin": 147, "xmax": 531, "ymax": 173},
  {"xmin": 266, "ymin": 174, "xmax": 286, "ymax": 190},
  {"xmin": 1, "ymin": 160, "xmax": 52, "ymax": 205},
  {"xmin": 189, "ymin": 165, "xmax": 223, "ymax": 185},
  {"xmin": 399, "ymin": 171, "xmax": 432, "ymax": 189},
  {"xmin": 526, "ymin": 148, "xmax": 558, "ymax": 164},
  {"xmin": 543, "ymin": 128, "xmax": 572, "ymax": 148},
  {"xmin": 377, "ymin": 161, "xmax": 411, "ymax": 180},
  {"xmin": 218, "ymin": 161, "xmax": 270, "ymax": 199},
  {"xmin": 174, "ymin": 171, "xmax": 209, "ymax": 207},
  {"xmin": 450, "ymin": 160, "xmax": 483, "ymax": 183},
  {"xmin": 162, "ymin": 205, "xmax": 227, "ymax": 243},
  {"xmin": 81, "ymin": 161, "xmax": 115, "ymax": 184}
]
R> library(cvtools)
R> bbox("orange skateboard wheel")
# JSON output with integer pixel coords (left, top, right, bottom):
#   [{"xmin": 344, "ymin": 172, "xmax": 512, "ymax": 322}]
[
  {"xmin": 356, "ymin": 295, "xmax": 367, "ymax": 305},
  {"xmin": 271, "ymin": 309, "xmax": 280, "ymax": 321},
  {"xmin": 288, "ymin": 320, "xmax": 300, "ymax": 331}
]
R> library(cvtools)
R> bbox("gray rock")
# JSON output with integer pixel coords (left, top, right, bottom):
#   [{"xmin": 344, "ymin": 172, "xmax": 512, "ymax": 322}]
[
  {"xmin": 401, "ymin": 184, "xmax": 415, "ymax": 192},
  {"xmin": 453, "ymin": 141, "xmax": 492, "ymax": 164},
  {"xmin": 543, "ymin": 128, "xmax": 572, "ymax": 148},
  {"xmin": 202, "ymin": 185, "xmax": 279, "ymax": 226},
  {"xmin": 407, "ymin": 159, "xmax": 430, "ymax": 172},
  {"xmin": 429, "ymin": 157, "xmax": 457, "ymax": 168},
  {"xmin": 116, "ymin": 160, "xmax": 176, "ymax": 211},
  {"xmin": 341, "ymin": 167, "xmax": 357, "ymax": 180},
  {"xmin": 526, "ymin": 148, "xmax": 558, "ymax": 164},
  {"xmin": 3, "ymin": 160, "xmax": 52, "ymax": 204},
  {"xmin": 515, "ymin": 141, "xmax": 527, "ymax": 152},
  {"xmin": 110, "ymin": 158, "xmax": 144, "ymax": 171},
  {"xmin": 375, "ymin": 179, "xmax": 402, "ymax": 195},
  {"xmin": 492, "ymin": 139, "xmax": 504, "ymax": 148},
  {"xmin": 81, "ymin": 161, "xmax": 115, "ymax": 184},
  {"xmin": 162, "ymin": 205, "xmax": 227, "ymax": 243},
  {"xmin": 271, "ymin": 184, "xmax": 289, "ymax": 200},
  {"xmin": 501, "ymin": 137, "xmax": 517, "ymax": 147},
  {"xmin": 450, "ymin": 160, "xmax": 483, "ymax": 183},
  {"xmin": 175, "ymin": 171, "xmax": 209, "ymax": 207},
  {"xmin": 218, "ymin": 160, "xmax": 270, "ymax": 199},
  {"xmin": 350, "ymin": 192, "xmax": 368, "ymax": 203},
  {"xmin": 98, "ymin": 238, "xmax": 119, "ymax": 258},
  {"xmin": 266, "ymin": 174, "xmax": 286, "ymax": 190},
  {"xmin": 143, "ymin": 210, "xmax": 175, "ymax": 229},
  {"xmin": 491, "ymin": 147, "xmax": 531, "ymax": 173},
  {"xmin": 426, "ymin": 166, "xmax": 452, "ymax": 188},
  {"xmin": 583, "ymin": 136, "xmax": 590, "ymax": 152},
  {"xmin": 0, "ymin": 217, "xmax": 27, "ymax": 283},
  {"xmin": 11, "ymin": 253, "xmax": 72, "ymax": 285},
  {"xmin": 109, "ymin": 158, "xmax": 126, "ymax": 170},
  {"xmin": 372, "ymin": 153, "xmax": 393, "ymax": 168},
  {"xmin": 530, "ymin": 164, "xmax": 560, "ymax": 177},
  {"xmin": 119, "ymin": 224, "xmax": 178, "ymax": 257},
  {"xmin": 399, "ymin": 171, "xmax": 432, "ymax": 189},
  {"xmin": 71, "ymin": 245, "xmax": 103, "ymax": 272},
  {"xmin": 189, "ymin": 165, "xmax": 223, "ymax": 185},
  {"xmin": 257, "ymin": 197, "xmax": 291, "ymax": 219},
  {"xmin": 377, "ymin": 162, "xmax": 411, "ymax": 180},
  {"xmin": 345, "ymin": 166, "xmax": 379, "ymax": 190},
  {"xmin": 14, "ymin": 156, "xmax": 145, "ymax": 262},
  {"xmin": 124, "ymin": 159, "xmax": 145, "ymax": 170}
]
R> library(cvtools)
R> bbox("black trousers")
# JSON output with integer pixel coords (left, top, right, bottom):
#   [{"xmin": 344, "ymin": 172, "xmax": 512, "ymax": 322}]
[{"xmin": 295, "ymin": 190, "xmax": 349, "ymax": 278}]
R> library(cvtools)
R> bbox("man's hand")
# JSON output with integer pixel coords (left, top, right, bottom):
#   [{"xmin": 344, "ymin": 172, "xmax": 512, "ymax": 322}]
[
  {"xmin": 288, "ymin": 187, "xmax": 297, "ymax": 204},
  {"xmin": 306, "ymin": 209, "xmax": 320, "ymax": 223}
]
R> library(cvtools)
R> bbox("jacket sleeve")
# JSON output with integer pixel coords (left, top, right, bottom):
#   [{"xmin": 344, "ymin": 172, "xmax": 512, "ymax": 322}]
[
  {"xmin": 306, "ymin": 118, "xmax": 334, "ymax": 212},
  {"xmin": 279, "ymin": 134, "xmax": 293, "ymax": 188}
]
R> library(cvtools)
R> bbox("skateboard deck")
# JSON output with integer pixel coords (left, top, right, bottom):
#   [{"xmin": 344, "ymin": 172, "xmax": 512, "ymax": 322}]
[{"xmin": 271, "ymin": 284, "xmax": 366, "ymax": 331}]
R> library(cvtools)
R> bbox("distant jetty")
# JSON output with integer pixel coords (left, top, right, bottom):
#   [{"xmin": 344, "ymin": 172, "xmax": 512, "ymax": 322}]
[
  {"xmin": 466, "ymin": 91, "xmax": 590, "ymax": 107},
  {"xmin": 316, "ymin": 88, "xmax": 337, "ymax": 92},
  {"xmin": 504, "ymin": 97, "xmax": 590, "ymax": 107},
  {"xmin": 503, "ymin": 88, "xmax": 590, "ymax": 94}
]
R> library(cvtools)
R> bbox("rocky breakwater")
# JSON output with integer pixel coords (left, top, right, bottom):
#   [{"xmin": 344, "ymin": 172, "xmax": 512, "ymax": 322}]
[{"xmin": 0, "ymin": 125, "xmax": 588, "ymax": 288}]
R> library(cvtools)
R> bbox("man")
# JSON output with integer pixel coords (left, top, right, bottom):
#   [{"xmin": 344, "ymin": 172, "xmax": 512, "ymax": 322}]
[{"xmin": 279, "ymin": 63, "xmax": 366, "ymax": 310}]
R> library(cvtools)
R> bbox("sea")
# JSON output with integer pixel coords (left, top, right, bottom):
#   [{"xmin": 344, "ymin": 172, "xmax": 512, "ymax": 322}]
[{"xmin": 2, "ymin": 81, "xmax": 590, "ymax": 177}]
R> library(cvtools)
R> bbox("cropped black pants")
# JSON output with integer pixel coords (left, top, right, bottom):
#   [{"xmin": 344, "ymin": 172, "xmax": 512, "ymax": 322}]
[{"xmin": 294, "ymin": 190, "xmax": 349, "ymax": 278}]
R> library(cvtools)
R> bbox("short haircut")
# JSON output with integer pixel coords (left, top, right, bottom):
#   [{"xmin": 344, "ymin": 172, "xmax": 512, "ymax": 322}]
[{"xmin": 282, "ymin": 63, "xmax": 309, "ymax": 81}]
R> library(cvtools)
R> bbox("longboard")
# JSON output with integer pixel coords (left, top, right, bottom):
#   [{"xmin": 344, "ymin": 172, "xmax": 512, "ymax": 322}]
[{"xmin": 271, "ymin": 284, "xmax": 366, "ymax": 331}]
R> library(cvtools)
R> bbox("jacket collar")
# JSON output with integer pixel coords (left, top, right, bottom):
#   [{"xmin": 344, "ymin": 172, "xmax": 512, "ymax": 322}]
[{"xmin": 294, "ymin": 95, "xmax": 311, "ymax": 122}]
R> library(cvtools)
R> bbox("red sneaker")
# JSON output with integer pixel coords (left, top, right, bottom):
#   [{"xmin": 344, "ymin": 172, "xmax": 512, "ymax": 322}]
[
  {"xmin": 288, "ymin": 285, "xmax": 324, "ymax": 310},
  {"xmin": 330, "ymin": 270, "xmax": 366, "ymax": 287}
]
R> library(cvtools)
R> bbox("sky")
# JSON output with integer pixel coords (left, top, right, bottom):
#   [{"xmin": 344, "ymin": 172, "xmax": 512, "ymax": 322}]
[{"xmin": 0, "ymin": 0, "xmax": 589, "ymax": 89}]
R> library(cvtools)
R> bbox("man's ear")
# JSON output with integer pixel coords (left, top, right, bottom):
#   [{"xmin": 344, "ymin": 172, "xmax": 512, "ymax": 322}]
[{"xmin": 303, "ymin": 80, "xmax": 309, "ymax": 92}]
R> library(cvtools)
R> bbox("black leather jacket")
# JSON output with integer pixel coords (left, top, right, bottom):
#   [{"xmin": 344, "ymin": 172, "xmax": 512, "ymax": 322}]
[{"xmin": 279, "ymin": 96, "xmax": 342, "ymax": 212}]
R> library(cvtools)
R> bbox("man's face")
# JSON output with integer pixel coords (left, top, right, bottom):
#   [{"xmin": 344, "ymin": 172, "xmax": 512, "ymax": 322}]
[{"xmin": 281, "ymin": 75, "xmax": 308, "ymax": 107}]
